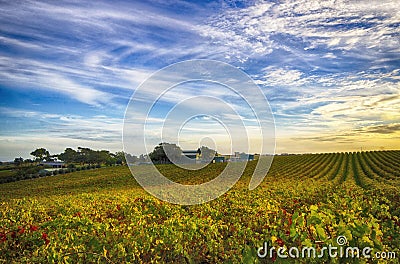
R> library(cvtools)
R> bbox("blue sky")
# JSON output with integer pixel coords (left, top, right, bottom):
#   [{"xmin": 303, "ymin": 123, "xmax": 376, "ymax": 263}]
[{"xmin": 0, "ymin": 0, "xmax": 399, "ymax": 161}]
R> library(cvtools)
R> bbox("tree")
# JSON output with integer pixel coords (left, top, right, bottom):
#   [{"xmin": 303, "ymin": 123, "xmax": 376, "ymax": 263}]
[
  {"xmin": 149, "ymin": 143, "xmax": 182, "ymax": 164},
  {"xmin": 199, "ymin": 146, "xmax": 217, "ymax": 163},
  {"xmin": 95, "ymin": 150, "xmax": 111, "ymax": 165},
  {"xmin": 76, "ymin": 147, "xmax": 95, "ymax": 164},
  {"xmin": 125, "ymin": 153, "xmax": 138, "ymax": 164},
  {"xmin": 24, "ymin": 159, "xmax": 34, "ymax": 164},
  {"xmin": 13, "ymin": 157, "xmax": 24, "ymax": 166},
  {"xmin": 58, "ymin": 148, "xmax": 78, "ymax": 163},
  {"xmin": 114, "ymin": 151, "xmax": 127, "ymax": 165},
  {"xmin": 30, "ymin": 148, "xmax": 50, "ymax": 162},
  {"xmin": 77, "ymin": 147, "xmax": 90, "ymax": 162}
]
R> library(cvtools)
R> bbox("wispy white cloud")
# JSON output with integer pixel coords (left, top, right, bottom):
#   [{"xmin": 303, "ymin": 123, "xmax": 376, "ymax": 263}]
[
  {"xmin": 0, "ymin": 63, "xmax": 113, "ymax": 106},
  {"xmin": 199, "ymin": 0, "xmax": 400, "ymax": 65},
  {"xmin": 256, "ymin": 67, "xmax": 306, "ymax": 87},
  {"xmin": 0, "ymin": 107, "xmax": 123, "ymax": 142},
  {"xmin": 0, "ymin": 36, "xmax": 45, "ymax": 50},
  {"xmin": 0, "ymin": 0, "xmax": 214, "ymax": 108},
  {"xmin": 0, "ymin": 0, "xmax": 399, "ymax": 159}
]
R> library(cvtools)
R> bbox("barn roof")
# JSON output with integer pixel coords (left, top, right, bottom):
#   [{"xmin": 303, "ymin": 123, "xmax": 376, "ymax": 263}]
[{"xmin": 182, "ymin": 150, "xmax": 198, "ymax": 154}]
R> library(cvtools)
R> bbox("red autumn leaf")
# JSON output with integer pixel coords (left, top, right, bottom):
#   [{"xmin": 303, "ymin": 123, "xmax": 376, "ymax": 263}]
[
  {"xmin": 18, "ymin": 226, "xmax": 25, "ymax": 234},
  {"xmin": 30, "ymin": 225, "xmax": 39, "ymax": 232},
  {"xmin": 276, "ymin": 238, "xmax": 284, "ymax": 247},
  {"xmin": 271, "ymin": 251, "xmax": 277, "ymax": 262}
]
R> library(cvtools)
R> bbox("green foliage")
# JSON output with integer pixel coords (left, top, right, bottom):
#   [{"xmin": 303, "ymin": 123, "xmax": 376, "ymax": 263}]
[
  {"xmin": 58, "ymin": 147, "xmax": 129, "ymax": 166},
  {"xmin": 149, "ymin": 142, "xmax": 183, "ymax": 164},
  {"xmin": 67, "ymin": 163, "xmax": 76, "ymax": 169},
  {"xmin": 199, "ymin": 146, "xmax": 217, "ymax": 163},
  {"xmin": 113, "ymin": 151, "xmax": 126, "ymax": 165},
  {"xmin": 58, "ymin": 148, "xmax": 78, "ymax": 163},
  {"xmin": 0, "ymin": 151, "xmax": 399, "ymax": 263},
  {"xmin": 30, "ymin": 148, "xmax": 50, "ymax": 161},
  {"xmin": 13, "ymin": 157, "xmax": 24, "ymax": 166}
]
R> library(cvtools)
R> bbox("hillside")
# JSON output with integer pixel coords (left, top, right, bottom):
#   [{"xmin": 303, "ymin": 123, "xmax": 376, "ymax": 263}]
[{"xmin": 0, "ymin": 151, "xmax": 399, "ymax": 263}]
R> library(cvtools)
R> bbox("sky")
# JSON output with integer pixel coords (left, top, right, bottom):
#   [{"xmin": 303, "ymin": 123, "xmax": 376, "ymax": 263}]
[{"xmin": 0, "ymin": 0, "xmax": 399, "ymax": 161}]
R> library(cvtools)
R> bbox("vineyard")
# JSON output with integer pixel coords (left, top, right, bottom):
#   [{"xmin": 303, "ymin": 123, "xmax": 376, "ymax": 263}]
[{"xmin": 0, "ymin": 150, "xmax": 399, "ymax": 263}]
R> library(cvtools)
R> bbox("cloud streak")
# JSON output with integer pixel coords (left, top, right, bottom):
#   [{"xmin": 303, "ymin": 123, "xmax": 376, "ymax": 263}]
[{"xmin": 0, "ymin": 0, "xmax": 399, "ymax": 159}]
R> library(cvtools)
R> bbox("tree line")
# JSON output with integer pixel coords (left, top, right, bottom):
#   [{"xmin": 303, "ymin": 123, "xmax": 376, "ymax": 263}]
[
  {"xmin": 148, "ymin": 142, "xmax": 216, "ymax": 164},
  {"xmin": 8, "ymin": 142, "xmax": 217, "ymax": 167},
  {"xmin": 10, "ymin": 147, "xmax": 148, "ymax": 167},
  {"xmin": 0, "ymin": 143, "xmax": 217, "ymax": 184}
]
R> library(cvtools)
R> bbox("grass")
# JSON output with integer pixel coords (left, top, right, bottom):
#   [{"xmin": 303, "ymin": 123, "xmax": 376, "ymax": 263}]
[{"xmin": 0, "ymin": 170, "xmax": 16, "ymax": 179}]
